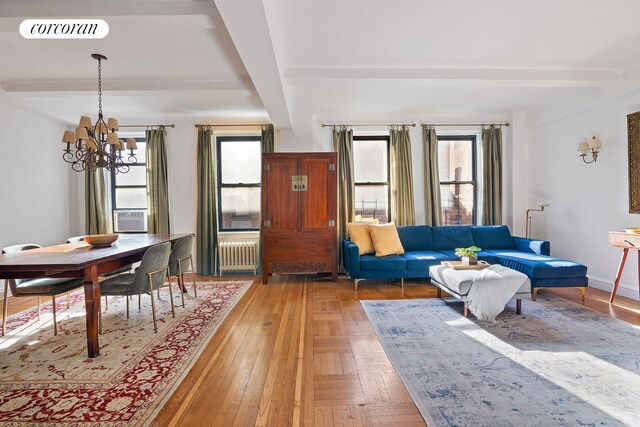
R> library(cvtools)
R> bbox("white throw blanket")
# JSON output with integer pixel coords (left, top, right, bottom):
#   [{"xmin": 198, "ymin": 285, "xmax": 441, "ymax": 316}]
[{"xmin": 466, "ymin": 265, "xmax": 529, "ymax": 321}]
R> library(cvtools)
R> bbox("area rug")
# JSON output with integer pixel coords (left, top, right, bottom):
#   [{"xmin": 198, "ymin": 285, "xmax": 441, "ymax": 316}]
[
  {"xmin": 0, "ymin": 280, "xmax": 252, "ymax": 426},
  {"xmin": 361, "ymin": 296, "xmax": 640, "ymax": 427}
]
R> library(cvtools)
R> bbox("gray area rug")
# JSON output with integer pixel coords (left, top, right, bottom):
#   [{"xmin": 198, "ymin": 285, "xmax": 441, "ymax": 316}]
[{"xmin": 361, "ymin": 297, "xmax": 640, "ymax": 427}]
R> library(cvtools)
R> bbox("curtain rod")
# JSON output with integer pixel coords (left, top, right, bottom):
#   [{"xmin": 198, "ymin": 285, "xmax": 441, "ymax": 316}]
[
  {"xmin": 119, "ymin": 124, "xmax": 176, "ymax": 128},
  {"xmin": 321, "ymin": 123, "xmax": 416, "ymax": 128},
  {"xmin": 421, "ymin": 122, "xmax": 510, "ymax": 128},
  {"xmin": 194, "ymin": 123, "xmax": 271, "ymax": 128}
]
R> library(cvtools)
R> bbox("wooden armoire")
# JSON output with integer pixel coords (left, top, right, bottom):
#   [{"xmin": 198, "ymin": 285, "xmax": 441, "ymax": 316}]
[{"xmin": 261, "ymin": 152, "xmax": 337, "ymax": 284}]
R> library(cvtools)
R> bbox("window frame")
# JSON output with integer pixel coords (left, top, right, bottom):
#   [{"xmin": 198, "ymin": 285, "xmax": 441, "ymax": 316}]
[
  {"xmin": 438, "ymin": 134, "xmax": 478, "ymax": 225},
  {"xmin": 110, "ymin": 137, "xmax": 147, "ymax": 233},
  {"xmin": 352, "ymin": 135, "xmax": 392, "ymax": 224},
  {"xmin": 216, "ymin": 135, "xmax": 262, "ymax": 232}
]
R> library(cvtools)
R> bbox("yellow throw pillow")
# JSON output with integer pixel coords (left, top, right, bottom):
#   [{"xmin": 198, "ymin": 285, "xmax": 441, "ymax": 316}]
[
  {"xmin": 368, "ymin": 223, "xmax": 405, "ymax": 256},
  {"xmin": 347, "ymin": 223, "xmax": 375, "ymax": 255}
]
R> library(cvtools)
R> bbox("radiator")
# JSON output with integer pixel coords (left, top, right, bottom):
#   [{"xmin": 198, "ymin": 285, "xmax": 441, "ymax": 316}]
[{"xmin": 218, "ymin": 241, "xmax": 258, "ymax": 275}]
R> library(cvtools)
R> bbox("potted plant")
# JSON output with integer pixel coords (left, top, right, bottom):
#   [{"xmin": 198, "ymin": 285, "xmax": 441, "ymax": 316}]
[{"xmin": 455, "ymin": 246, "xmax": 481, "ymax": 266}]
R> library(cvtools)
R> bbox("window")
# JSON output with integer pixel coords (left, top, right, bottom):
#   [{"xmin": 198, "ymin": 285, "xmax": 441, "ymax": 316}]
[
  {"xmin": 111, "ymin": 138, "xmax": 147, "ymax": 232},
  {"xmin": 217, "ymin": 136, "xmax": 261, "ymax": 231},
  {"xmin": 438, "ymin": 135, "xmax": 477, "ymax": 225},
  {"xmin": 353, "ymin": 136, "xmax": 390, "ymax": 224}
]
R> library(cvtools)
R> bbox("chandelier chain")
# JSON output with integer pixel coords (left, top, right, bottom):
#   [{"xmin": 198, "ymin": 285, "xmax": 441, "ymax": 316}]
[{"xmin": 97, "ymin": 57, "xmax": 102, "ymax": 115}]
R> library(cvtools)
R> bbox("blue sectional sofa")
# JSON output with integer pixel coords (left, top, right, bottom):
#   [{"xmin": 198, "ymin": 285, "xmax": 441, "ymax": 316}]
[{"xmin": 343, "ymin": 225, "xmax": 588, "ymax": 300}]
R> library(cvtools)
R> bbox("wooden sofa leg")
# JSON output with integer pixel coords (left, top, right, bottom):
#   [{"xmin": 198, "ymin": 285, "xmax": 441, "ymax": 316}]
[
  {"xmin": 401, "ymin": 278, "xmax": 404, "ymax": 288},
  {"xmin": 354, "ymin": 279, "xmax": 363, "ymax": 291},
  {"xmin": 579, "ymin": 287, "xmax": 586, "ymax": 303},
  {"xmin": 532, "ymin": 288, "xmax": 539, "ymax": 301}
]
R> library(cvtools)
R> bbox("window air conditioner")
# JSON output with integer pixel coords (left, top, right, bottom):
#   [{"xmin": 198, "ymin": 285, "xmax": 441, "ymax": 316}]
[{"xmin": 114, "ymin": 210, "xmax": 147, "ymax": 232}]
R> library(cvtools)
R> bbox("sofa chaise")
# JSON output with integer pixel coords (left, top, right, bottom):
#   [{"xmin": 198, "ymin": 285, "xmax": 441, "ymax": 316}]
[{"xmin": 342, "ymin": 225, "xmax": 588, "ymax": 300}]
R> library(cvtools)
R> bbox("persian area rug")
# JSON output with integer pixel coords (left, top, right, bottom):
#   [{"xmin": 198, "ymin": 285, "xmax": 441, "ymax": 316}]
[
  {"xmin": 361, "ymin": 296, "xmax": 640, "ymax": 427},
  {"xmin": 0, "ymin": 280, "xmax": 252, "ymax": 426}
]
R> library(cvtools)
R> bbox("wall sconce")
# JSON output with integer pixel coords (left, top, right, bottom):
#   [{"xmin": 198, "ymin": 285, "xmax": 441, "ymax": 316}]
[
  {"xmin": 525, "ymin": 200, "xmax": 550, "ymax": 238},
  {"xmin": 578, "ymin": 136, "xmax": 601, "ymax": 164}
]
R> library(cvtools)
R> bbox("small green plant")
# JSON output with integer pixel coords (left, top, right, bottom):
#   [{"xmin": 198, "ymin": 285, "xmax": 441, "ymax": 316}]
[{"xmin": 455, "ymin": 246, "xmax": 481, "ymax": 258}]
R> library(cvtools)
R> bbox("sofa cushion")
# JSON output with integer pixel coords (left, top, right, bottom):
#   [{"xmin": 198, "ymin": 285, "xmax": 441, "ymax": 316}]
[
  {"xmin": 470, "ymin": 226, "xmax": 516, "ymax": 250},
  {"xmin": 435, "ymin": 250, "xmax": 500, "ymax": 265},
  {"xmin": 400, "ymin": 251, "xmax": 449, "ymax": 269},
  {"xmin": 486, "ymin": 250, "xmax": 587, "ymax": 279},
  {"xmin": 431, "ymin": 226, "xmax": 474, "ymax": 250},
  {"xmin": 397, "ymin": 226, "xmax": 433, "ymax": 251},
  {"xmin": 359, "ymin": 254, "xmax": 406, "ymax": 270}
]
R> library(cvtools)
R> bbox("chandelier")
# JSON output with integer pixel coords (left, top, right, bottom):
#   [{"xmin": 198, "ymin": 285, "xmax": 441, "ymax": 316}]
[{"xmin": 61, "ymin": 53, "xmax": 137, "ymax": 173}]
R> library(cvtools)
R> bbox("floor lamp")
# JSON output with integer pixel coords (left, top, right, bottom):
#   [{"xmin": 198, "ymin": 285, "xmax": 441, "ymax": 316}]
[{"xmin": 525, "ymin": 201, "xmax": 550, "ymax": 238}]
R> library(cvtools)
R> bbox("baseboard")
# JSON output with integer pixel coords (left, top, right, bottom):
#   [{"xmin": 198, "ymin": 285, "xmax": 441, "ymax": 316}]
[{"xmin": 587, "ymin": 275, "xmax": 639, "ymax": 301}]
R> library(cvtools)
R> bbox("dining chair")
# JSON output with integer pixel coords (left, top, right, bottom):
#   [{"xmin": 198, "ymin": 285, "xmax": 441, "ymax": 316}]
[
  {"xmin": 1, "ymin": 244, "xmax": 84, "ymax": 336},
  {"xmin": 99, "ymin": 242, "xmax": 172, "ymax": 334},
  {"xmin": 67, "ymin": 236, "xmax": 134, "ymax": 310},
  {"xmin": 167, "ymin": 234, "xmax": 197, "ymax": 308}
]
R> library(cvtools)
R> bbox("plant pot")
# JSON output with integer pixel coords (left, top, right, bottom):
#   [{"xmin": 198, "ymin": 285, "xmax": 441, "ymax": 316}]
[{"xmin": 461, "ymin": 256, "xmax": 478, "ymax": 266}]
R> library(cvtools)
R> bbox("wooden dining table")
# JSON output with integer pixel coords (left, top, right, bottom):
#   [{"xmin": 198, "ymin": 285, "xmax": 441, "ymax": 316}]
[{"xmin": 0, "ymin": 234, "xmax": 189, "ymax": 358}]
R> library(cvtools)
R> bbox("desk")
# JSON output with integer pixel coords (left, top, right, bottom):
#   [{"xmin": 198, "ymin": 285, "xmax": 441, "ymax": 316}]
[
  {"xmin": 608, "ymin": 231, "xmax": 640, "ymax": 303},
  {"xmin": 0, "ymin": 234, "xmax": 188, "ymax": 358}
]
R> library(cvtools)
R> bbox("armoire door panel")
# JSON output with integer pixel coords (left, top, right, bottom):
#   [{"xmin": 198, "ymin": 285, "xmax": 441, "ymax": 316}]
[
  {"xmin": 264, "ymin": 158, "xmax": 299, "ymax": 231},
  {"xmin": 300, "ymin": 157, "xmax": 333, "ymax": 231}
]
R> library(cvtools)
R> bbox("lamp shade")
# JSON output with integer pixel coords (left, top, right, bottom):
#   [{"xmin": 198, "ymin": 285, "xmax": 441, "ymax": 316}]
[
  {"xmin": 536, "ymin": 200, "xmax": 550, "ymax": 207},
  {"xmin": 106, "ymin": 118, "xmax": 119, "ymax": 131},
  {"xmin": 62, "ymin": 130, "xmax": 75, "ymax": 144},
  {"xmin": 106, "ymin": 133, "xmax": 119, "ymax": 145},
  {"xmin": 86, "ymin": 138, "xmax": 98, "ymax": 150},
  {"xmin": 97, "ymin": 122, "xmax": 108, "ymax": 134},
  {"xmin": 79, "ymin": 116, "xmax": 92, "ymax": 128},
  {"xmin": 116, "ymin": 139, "xmax": 124, "ymax": 150},
  {"xmin": 588, "ymin": 136, "xmax": 601, "ymax": 149},
  {"xmin": 126, "ymin": 138, "xmax": 138, "ymax": 150},
  {"xmin": 75, "ymin": 126, "xmax": 89, "ymax": 140},
  {"xmin": 577, "ymin": 141, "xmax": 589, "ymax": 152}
]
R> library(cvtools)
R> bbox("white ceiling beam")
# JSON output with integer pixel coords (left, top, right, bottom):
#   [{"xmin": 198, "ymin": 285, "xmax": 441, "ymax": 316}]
[
  {"xmin": 0, "ymin": 1, "xmax": 218, "ymax": 18},
  {"xmin": 2, "ymin": 79, "xmax": 255, "ymax": 94},
  {"xmin": 214, "ymin": 0, "xmax": 292, "ymax": 128},
  {"xmin": 284, "ymin": 67, "xmax": 618, "ymax": 88}
]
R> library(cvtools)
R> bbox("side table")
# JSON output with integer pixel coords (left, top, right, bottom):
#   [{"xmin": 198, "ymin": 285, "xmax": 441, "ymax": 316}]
[{"xmin": 608, "ymin": 231, "xmax": 640, "ymax": 303}]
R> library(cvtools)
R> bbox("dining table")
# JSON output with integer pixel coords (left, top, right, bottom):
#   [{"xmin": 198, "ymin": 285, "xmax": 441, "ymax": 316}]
[{"xmin": 0, "ymin": 234, "xmax": 189, "ymax": 358}]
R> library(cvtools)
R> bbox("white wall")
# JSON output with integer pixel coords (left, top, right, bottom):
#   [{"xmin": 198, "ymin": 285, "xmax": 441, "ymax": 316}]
[
  {"xmin": 527, "ymin": 89, "xmax": 640, "ymax": 300},
  {"xmin": 0, "ymin": 102, "xmax": 71, "ymax": 250}
]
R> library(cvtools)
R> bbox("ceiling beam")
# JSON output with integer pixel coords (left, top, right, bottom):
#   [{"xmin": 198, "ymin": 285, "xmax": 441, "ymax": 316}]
[
  {"xmin": 2, "ymin": 79, "xmax": 255, "ymax": 94},
  {"xmin": 284, "ymin": 67, "xmax": 618, "ymax": 88},
  {"xmin": 214, "ymin": 0, "xmax": 291, "ymax": 128},
  {"xmin": 0, "ymin": 1, "xmax": 218, "ymax": 18}
]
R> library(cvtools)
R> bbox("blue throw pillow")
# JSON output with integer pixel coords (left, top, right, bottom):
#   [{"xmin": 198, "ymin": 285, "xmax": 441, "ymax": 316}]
[
  {"xmin": 431, "ymin": 226, "xmax": 474, "ymax": 249},
  {"xmin": 470, "ymin": 225, "xmax": 516, "ymax": 249}
]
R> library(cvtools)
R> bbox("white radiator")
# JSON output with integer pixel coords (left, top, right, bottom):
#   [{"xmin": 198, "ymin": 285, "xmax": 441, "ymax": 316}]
[{"xmin": 218, "ymin": 241, "xmax": 258, "ymax": 275}]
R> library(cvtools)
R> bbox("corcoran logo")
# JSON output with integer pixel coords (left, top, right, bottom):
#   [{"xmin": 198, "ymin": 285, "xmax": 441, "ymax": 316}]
[{"xmin": 19, "ymin": 19, "xmax": 109, "ymax": 39}]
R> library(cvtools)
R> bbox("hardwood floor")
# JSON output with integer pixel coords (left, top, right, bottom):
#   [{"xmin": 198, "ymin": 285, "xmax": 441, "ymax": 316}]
[{"xmin": 2, "ymin": 277, "xmax": 639, "ymax": 426}]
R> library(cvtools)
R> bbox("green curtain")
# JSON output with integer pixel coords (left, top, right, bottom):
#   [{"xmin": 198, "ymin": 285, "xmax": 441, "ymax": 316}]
[
  {"xmin": 390, "ymin": 125, "xmax": 415, "ymax": 226},
  {"xmin": 146, "ymin": 128, "xmax": 170, "ymax": 234},
  {"xmin": 196, "ymin": 128, "xmax": 218, "ymax": 275},
  {"xmin": 257, "ymin": 124, "xmax": 275, "ymax": 275},
  {"xmin": 85, "ymin": 169, "xmax": 108, "ymax": 235},
  {"xmin": 423, "ymin": 126, "xmax": 442, "ymax": 226},
  {"xmin": 333, "ymin": 126, "xmax": 355, "ymax": 273},
  {"xmin": 482, "ymin": 125, "xmax": 503, "ymax": 225},
  {"xmin": 261, "ymin": 124, "xmax": 275, "ymax": 153}
]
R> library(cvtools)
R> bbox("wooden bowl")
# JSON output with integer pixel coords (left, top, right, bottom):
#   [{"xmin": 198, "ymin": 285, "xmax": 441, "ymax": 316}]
[{"xmin": 84, "ymin": 234, "xmax": 119, "ymax": 247}]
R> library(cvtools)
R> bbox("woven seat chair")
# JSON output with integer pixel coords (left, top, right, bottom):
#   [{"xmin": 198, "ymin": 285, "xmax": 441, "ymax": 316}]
[{"xmin": 1, "ymin": 244, "xmax": 84, "ymax": 336}]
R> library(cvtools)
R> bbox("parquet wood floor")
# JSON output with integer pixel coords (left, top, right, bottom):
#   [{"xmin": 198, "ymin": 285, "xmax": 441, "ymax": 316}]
[{"xmin": 2, "ymin": 276, "xmax": 638, "ymax": 426}]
